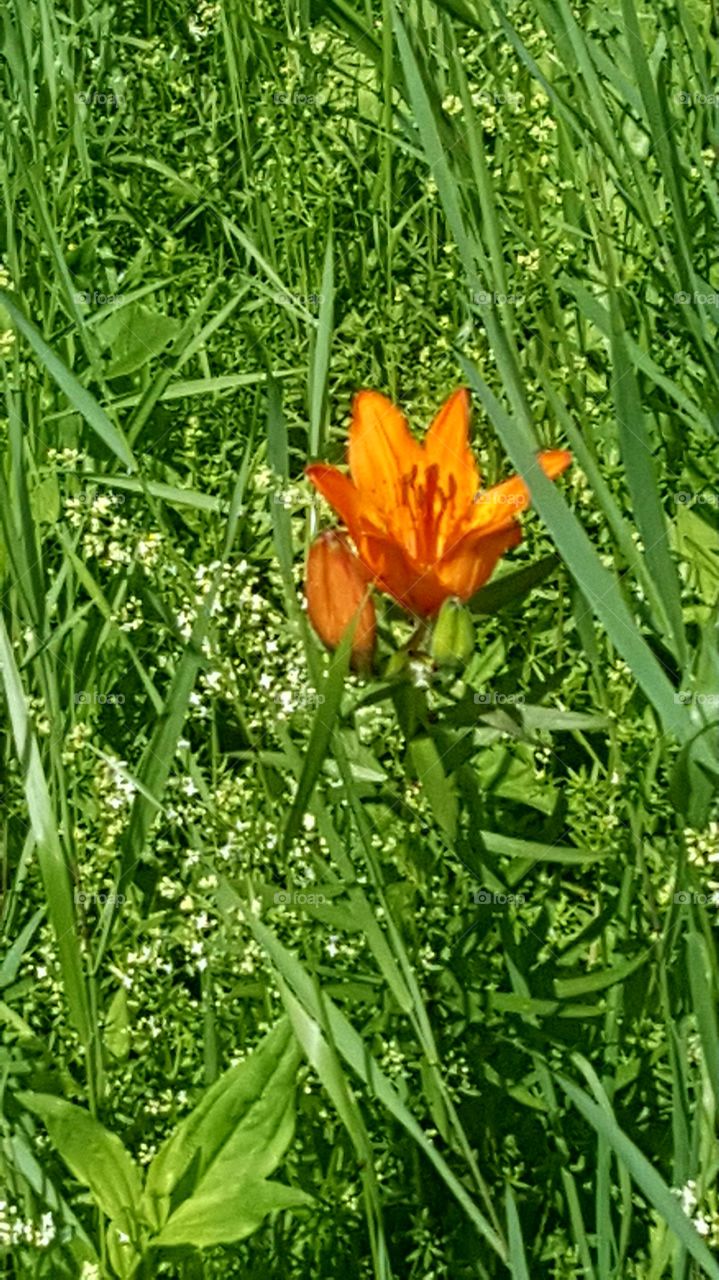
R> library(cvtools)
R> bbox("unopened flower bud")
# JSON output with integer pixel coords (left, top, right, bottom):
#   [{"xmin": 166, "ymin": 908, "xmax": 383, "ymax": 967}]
[
  {"xmin": 430, "ymin": 597, "xmax": 475, "ymax": 666},
  {"xmin": 305, "ymin": 531, "xmax": 376, "ymax": 669}
]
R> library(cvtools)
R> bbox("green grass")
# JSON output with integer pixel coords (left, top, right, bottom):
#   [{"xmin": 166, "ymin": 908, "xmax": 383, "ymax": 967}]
[{"xmin": 1, "ymin": 0, "xmax": 718, "ymax": 1275}]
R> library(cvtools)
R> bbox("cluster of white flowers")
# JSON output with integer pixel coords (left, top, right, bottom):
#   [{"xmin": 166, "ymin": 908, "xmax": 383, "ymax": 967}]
[
  {"xmin": 102, "ymin": 757, "xmax": 137, "ymax": 812},
  {"xmin": 187, "ymin": 0, "xmax": 220, "ymax": 41},
  {"xmin": 685, "ymin": 822, "xmax": 719, "ymax": 865},
  {"xmin": 674, "ymin": 1180, "xmax": 719, "ymax": 1243},
  {"xmin": 0, "ymin": 1203, "xmax": 55, "ymax": 1248},
  {"xmin": 0, "ymin": 262, "xmax": 15, "ymax": 352}
]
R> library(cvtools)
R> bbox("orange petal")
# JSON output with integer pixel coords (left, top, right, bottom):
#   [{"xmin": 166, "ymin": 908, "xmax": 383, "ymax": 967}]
[
  {"xmin": 348, "ymin": 391, "xmax": 423, "ymax": 516},
  {"xmin": 538, "ymin": 448, "xmax": 572, "ymax": 480},
  {"xmin": 437, "ymin": 522, "xmax": 523, "ymax": 602},
  {"xmin": 472, "ymin": 449, "xmax": 571, "ymax": 532},
  {"xmin": 305, "ymin": 463, "xmax": 382, "ymax": 544},
  {"xmin": 423, "ymin": 388, "xmax": 479, "ymax": 513},
  {"xmin": 357, "ymin": 531, "xmax": 442, "ymax": 616}
]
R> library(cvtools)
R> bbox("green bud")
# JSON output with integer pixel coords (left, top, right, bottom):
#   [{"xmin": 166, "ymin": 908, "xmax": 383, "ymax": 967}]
[
  {"xmin": 385, "ymin": 650, "xmax": 409, "ymax": 678},
  {"xmin": 430, "ymin": 598, "xmax": 475, "ymax": 666}
]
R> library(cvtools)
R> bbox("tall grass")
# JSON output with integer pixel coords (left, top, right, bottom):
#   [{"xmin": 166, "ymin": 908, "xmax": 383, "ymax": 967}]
[{"xmin": 1, "ymin": 0, "xmax": 718, "ymax": 1275}]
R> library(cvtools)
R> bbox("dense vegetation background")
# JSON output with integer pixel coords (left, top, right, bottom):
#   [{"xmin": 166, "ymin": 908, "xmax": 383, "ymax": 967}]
[{"xmin": 1, "ymin": 0, "xmax": 718, "ymax": 1275}]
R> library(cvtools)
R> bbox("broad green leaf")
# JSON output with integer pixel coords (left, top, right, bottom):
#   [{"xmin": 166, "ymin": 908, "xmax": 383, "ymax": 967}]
[
  {"xmin": 104, "ymin": 987, "xmax": 131, "ymax": 1061},
  {"xmin": 126, "ymin": 285, "xmax": 218, "ymax": 445},
  {"xmin": 145, "ymin": 1019, "xmax": 300, "ymax": 1231},
  {"xmin": 476, "ymin": 743, "xmax": 557, "ymax": 815},
  {"xmin": 98, "ymin": 302, "xmax": 181, "ymax": 378},
  {"xmin": 242, "ymin": 906, "xmax": 507, "ymax": 1262},
  {"xmin": 18, "ymin": 1093, "xmax": 142, "ymax": 1224},
  {"xmin": 153, "ymin": 1178, "xmax": 312, "ymax": 1249},
  {"xmin": 107, "ymin": 1218, "xmax": 142, "ymax": 1280},
  {"xmin": 30, "ymin": 474, "xmax": 60, "ymax": 525}
]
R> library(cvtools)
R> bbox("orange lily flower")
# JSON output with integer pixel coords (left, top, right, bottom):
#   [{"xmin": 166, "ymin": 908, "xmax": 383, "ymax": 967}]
[{"xmin": 306, "ymin": 389, "xmax": 571, "ymax": 617}]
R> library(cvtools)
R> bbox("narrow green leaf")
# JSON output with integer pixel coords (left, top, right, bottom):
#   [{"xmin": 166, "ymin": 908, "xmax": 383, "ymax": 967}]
[
  {"xmin": 558, "ymin": 1075, "xmax": 719, "ymax": 1279},
  {"xmin": 554, "ymin": 951, "xmax": 650, "ymax": 999},
  {"xmin": 461, "ymin": 361, "xmax": 691, "ymax": 741},
  {"xmin": 608, "ymin": 294, "xmax": 686, "ymax": 663},
  {"xmin": 408, "ymin": 735, "xmax": 458, "ymax": 841},
  {"xmin": 283, "ymin": 628, "xmax": 352, "ymax": 852},
  {"xmin": 0, "ymin": 617, "xmax": 90, "ymax": 1040},
  {"xmin": 0, "ymin": 907, "xmax": 45, "ymax": 989},
  {"xmin": 687, "ymin": 927, "xmax": 719, "ymax": 1116},
  {"xmin": 308, "ymin": 230, "xmax": 334, "ymax": 457},
  {"xmin": 506, "ymin": 1185, "xmax": 531, "ymax": 1280},
  {"xmin": 469, "ymin": 555, "xmax": 559, "ymax": 614},
  {"xmin": 0, "ymin": 289, "xmax": 135, "ymax": 471}
]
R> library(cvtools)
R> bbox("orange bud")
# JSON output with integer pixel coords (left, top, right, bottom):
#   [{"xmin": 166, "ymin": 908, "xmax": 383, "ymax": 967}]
[{"xmin": 305, "ymin": 531, "xmax": 376, "ymax": 669}]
